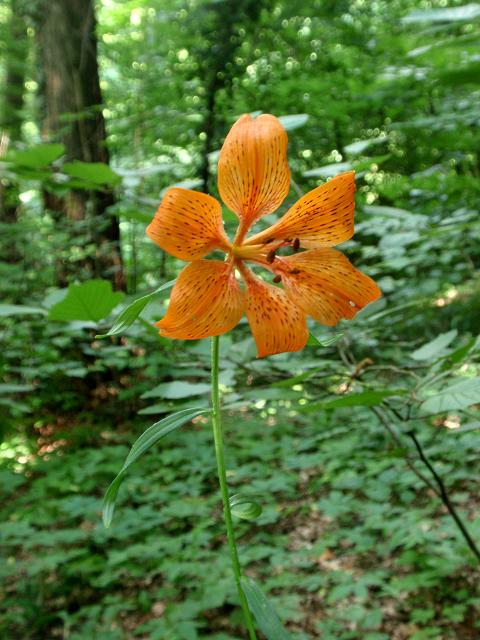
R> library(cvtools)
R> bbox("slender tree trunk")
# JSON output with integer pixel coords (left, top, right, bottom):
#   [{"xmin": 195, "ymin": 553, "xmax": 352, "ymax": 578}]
[
  {"xmin": 36, "ymin": 0, "xmax": 124, "ymax": 289},
  {"xmin": 198, "ymin": 0, "xmax": 265, "ymax": 193},
  {"xmin": 0, "ymin": 0, "xmax": 29, "ymax": 264}
]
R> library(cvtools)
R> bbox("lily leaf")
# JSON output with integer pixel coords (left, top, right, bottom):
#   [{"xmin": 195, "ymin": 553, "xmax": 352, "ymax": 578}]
[
  {"xmin": 103, "ymin": 407, "xmax": 211, "ymax": 527},
  {"xmin": 96, "ymin": 280, "xmax": 175, "ymax": 338}
]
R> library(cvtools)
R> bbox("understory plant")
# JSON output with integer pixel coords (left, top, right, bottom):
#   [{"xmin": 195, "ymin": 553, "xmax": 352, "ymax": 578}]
[{"xmin": 100, "ymin": 114, "xmax": 478, "ymax": 638}]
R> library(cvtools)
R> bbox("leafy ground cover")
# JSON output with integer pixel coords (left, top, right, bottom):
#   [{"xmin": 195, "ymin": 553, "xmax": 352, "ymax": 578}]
[{"xmin": 1, "ymin": 332, "xmax": 479, "ymax": 639}]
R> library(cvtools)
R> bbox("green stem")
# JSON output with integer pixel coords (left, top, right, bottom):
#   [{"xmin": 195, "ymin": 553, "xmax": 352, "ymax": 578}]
[{"xmin": 211, "ymin": 336, "xmax": 257, "ymax": 640}]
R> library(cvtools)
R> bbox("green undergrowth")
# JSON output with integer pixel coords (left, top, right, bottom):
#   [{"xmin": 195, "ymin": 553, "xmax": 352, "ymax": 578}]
[{"xmin": 1, "ymin": 406, "xmax": 479, "ymax": 640}]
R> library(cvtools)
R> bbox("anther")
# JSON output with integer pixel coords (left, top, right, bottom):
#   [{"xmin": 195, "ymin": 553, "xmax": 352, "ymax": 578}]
[
  {"xmin": 264, "ymin": 238, "xmax": 275, "ymax": 245},
  {"xmin": 293, "ymin": 238, "xmax": 300, "ymax": 252},
  {"xmin": 290, "ymin": 268, "xmax": 301, "ymax": 275},
  {"xmin": 273, "ymin": 275, "xmax": 282, "ymax": 283},
  {"xmin": 266, "ymin": 249, "xmax": 276, "ymax": 264}
]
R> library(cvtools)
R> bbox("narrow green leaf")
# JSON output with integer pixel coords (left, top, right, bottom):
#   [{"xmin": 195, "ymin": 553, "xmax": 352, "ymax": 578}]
[
  {"xmin": 277, "ymin": 113, "xmax": 309, "ymax": 130},
  {"xmin": 48, "ymin": 280, "xmax": 125, "ymax": 323},
  {"xmin": 301, "ymin": 389, "xmax": 406, "ymax": 412},
  {"xmin": 0, "ymin": 383, "xmax": 35, "ymax": 394},
  {"xmin": 308, "ymin": 332, "xmax": 344, "ymax": 347},
  {"xmin": 102, "ymin": 407, "xmax": 210, "ymax": 527},
  {"xmin": 241, "ymin": 577, "xmax": 291, "ymax": 640},
  {"xmin": 96, "ymin": 280, "xmax": 174, "ymax": 338},
  {"xmin": 229, "ymin": 494, "xmax": 262, "ymax": 520},
  {"xmin": 402, "ymin": 4, "xmax": 480, "ymax": 24},
  {"xmin": 272, "ymin": 368, "xmax": 322, "ymax": 388},
  {"xmin": 141, "ymin": 380, "xmax": 211, "ymax": 400},
  {"xmin": 411, "ymin": 330, "xmax": 458, "ymax": 361},
  {"xmin": 0, "ymin": 304, "xmax": 47, "ymax": 317},
  {"xmin": 303, "ymin": 162, "xmax": 353, "ymax": 178}
]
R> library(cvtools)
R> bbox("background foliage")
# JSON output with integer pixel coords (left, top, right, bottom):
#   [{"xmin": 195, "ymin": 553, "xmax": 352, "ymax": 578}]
[{"xmin": 0, "ymin": 0, "xmax": 479, "ymax": 638}]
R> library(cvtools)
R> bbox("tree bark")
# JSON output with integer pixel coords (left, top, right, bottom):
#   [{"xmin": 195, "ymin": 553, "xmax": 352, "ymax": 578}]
[
  {"xmin": 36, "ymin": 0, "xmax": 124, "ymax": 289},
  {"xmin": 197, "ymin": 0, "xmax": 265, "ymax": 194},
  {"xmin": 0, "ymin": 0, "xmax": 29, "ymax": 264}
]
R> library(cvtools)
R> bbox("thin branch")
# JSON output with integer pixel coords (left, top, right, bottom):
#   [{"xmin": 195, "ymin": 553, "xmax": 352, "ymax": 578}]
[
  {"xmin": 371, "ymin": 407, "xmax": 439, "ymax": 495},
  {"xmin": 407, "ymin": 430, "xmax": 480, "ymax": 563}
]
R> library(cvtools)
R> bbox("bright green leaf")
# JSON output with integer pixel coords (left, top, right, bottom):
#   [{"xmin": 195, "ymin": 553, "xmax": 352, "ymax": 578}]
[
  {"xmin": 48, "ymin": 280, "xmax": 125, "ymax": 323},
  {"xmin": 96, "ymin": 280, "xmax": 174, "ymax": 338},
  {"xmin": 229, "ymin": 494, "xmax": 262, "ymax": 520},
  {"xmin": 9, "ymin": 143, "xmax": 65, "ymax": 168},
  {"xmin": 308, "ymin": 332, "xmax": 344, "ymax": 347},
  {"xmin": 241, "ymin": 577, "xmax": 291, "ymax": 640},
  {"xmin": 62, "ymin": 161, "xmax": 121, "ymax": 186}
]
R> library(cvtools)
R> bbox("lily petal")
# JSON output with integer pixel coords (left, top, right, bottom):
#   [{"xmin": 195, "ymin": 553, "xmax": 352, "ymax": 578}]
[
  {"xmin": 245, "ymin": 172, "xmax": 355, "ymax": 249},
  {"xmin": 279, "ymin": 248, "xmax": 381, "ymax": 325},
  {"xmin": 218, "ymin": 114, "xmax": 291, "ymax": 235},
  {"xmin": 243, "ymin": 270, "xmax": 308, "ymax": 357},
  {"xmin": 157, "ymin": 260, "xmax": 244, "ymax": 339},
  {"xmin": 147, "ymin": 188, "xmax": 230, "ymax": 261}
]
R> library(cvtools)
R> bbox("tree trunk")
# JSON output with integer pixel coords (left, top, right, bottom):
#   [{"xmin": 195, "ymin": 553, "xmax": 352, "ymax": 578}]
[
  {"xmin": 0, "ymin": 0, "xmax": 29, "ymax": 264},
  {"xmin": 36, "ymin": 0, "xmax": 124, "ymax": 289},
  {"xmin": 197, "ymin": 0, "xmax": 265, "ymax": 194}
]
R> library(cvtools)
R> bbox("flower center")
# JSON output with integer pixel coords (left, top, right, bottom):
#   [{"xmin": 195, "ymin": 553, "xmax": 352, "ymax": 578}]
[{"xmin": 230, "ymin": 243, "xmax": 266, "ymax": 261}]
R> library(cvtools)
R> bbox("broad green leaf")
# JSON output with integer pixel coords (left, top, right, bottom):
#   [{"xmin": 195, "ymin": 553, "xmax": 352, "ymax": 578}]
[
  {"xmin": 420, "ymin": 378, "xmax": 480, "ymax": 414},
  {"xmin": 0, "ymin": 304, "xmax": 47, "ymax": 317},
  {"xmin": 62, "ymin": 161, "xmax": 122, "ymax": 186},
  {"xmin": 103, "ymin": 407, "xmax": 210, "ymax": 527},
  {"xmin": 303, "ymin": 162, "xmax": 353, "ymax": 178},
  {"xmin": 48, "ymin": 280, "xmax": 125, "ymax": 323},
  {"xmin": 141, "ymin": 381, "xmax": 211, "ymax": 400},
  {"xmin": 9, "ymin": 143, "xmax": 65, "ymax": 168},
  {"xmin": 96, "ymin": 280, "xmax": 174, "ymax": 338},
  {"xmin": 402, "ymin": 4, "xmax": 480, "ymax": 24},
  {"xmin": 411, "ymin": 330, "xmax": 457, "ymax": 361},
  {"xmin": 278, "ymin": 113, "xmax": 309, "ymax": 130},
  {"xmin": 301, "ymin": 389, "xmax": 406, "ymax": 412},
  {"xmin": 241, "ymin": 577, "xmax": 291, "ymax": 640},
  {"xmin": 229, "ymin": 494, "xmax": 262, "ymax": 520}
]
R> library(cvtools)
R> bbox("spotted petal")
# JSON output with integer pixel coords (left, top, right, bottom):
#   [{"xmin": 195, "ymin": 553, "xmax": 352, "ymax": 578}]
[
  {"xmin": 157, "ymin": 260, "xmax": 244, "ymax": 339},
  {"xmin": 218, "ymin": 114, "xmax": 291, "ymax": 234},
  {"xmin": 147, "ymin": 188, "xmax": 230, "ymax": 261},
  {"xmin": 245, "ymin": 172, "xmax": 355, "ymax": 249},
  {"xmin": 243, "ymin": 270, "xmax": 308, "ymax": 358},
  {"xmin": 278, "ymin": 248, "xmax": 381, "ymax": 325}
]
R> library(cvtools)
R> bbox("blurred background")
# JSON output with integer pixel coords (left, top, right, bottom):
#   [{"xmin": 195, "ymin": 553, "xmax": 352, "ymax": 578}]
[{"xmin": 0, "ymin": 1, "xmax": 479, "ymax": 638}]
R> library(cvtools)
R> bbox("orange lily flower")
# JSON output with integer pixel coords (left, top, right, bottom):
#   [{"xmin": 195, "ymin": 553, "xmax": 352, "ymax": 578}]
[{"xmin": 147, "ymin": 114, "xmax": 381, "ymax": 357}]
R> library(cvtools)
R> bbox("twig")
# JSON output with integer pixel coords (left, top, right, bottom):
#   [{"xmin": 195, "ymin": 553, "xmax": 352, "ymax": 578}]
[
  {"xmin": 407, "ymin": 429, "xmax": 480, "ymax": 563},
  {"xmin": 371, "ymin": 407, "xmax": 439, "ymax": 496}
]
